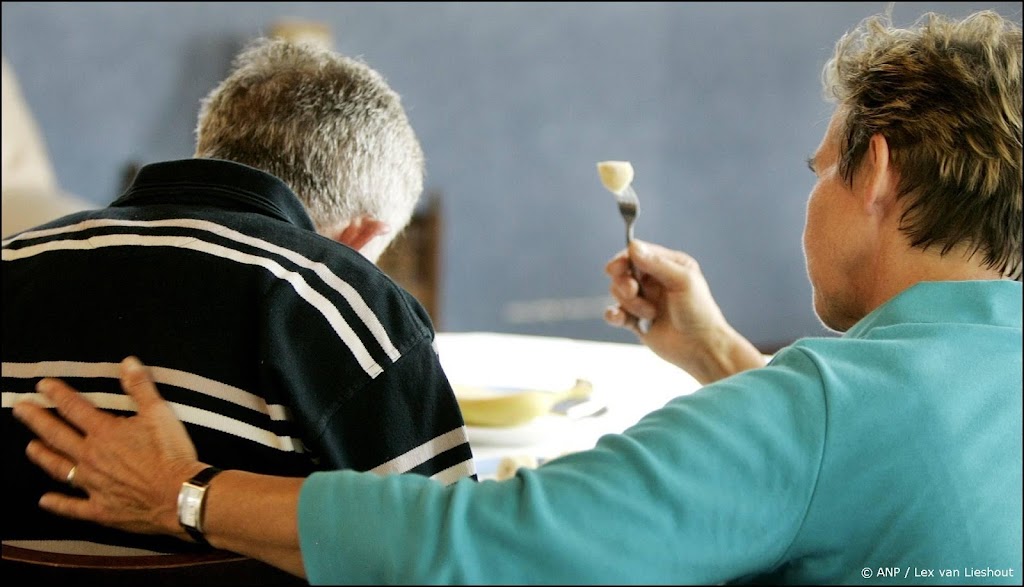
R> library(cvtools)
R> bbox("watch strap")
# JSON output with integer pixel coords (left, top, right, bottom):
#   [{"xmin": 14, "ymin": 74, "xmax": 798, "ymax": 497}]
[
  {"xmin": 189, "ymin": 465, "xmax": 223, "ymax": 489},
  {"xmin": 183, "ymin": 519, "xmax": 209, "ymax": 546}
]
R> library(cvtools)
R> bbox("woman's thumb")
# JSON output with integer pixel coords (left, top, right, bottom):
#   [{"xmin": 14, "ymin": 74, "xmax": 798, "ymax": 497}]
[{"xmin": 119, "ymin": 356, "xmax": 166, "ymax": 408}]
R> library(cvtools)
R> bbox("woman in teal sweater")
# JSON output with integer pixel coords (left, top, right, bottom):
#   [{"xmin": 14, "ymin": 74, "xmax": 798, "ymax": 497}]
[{"xmin": 11, "ymin": 8, "xmax": 1023, "ymax": 585}]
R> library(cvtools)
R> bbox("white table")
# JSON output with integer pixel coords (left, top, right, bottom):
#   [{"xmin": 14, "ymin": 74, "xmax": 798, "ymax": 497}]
[{"xmin": 434, "ymin": 332, "xmax": 703, "ymax": 467}]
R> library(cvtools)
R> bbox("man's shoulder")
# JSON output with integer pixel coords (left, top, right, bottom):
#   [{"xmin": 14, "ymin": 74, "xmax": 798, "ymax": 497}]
[{"xmin": 239, "ymin": 222, "xmax": 435, "ymax": 338}]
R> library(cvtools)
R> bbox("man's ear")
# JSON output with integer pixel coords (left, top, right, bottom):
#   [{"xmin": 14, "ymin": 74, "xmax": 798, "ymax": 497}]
[
  {"xmin": 859, "ymin": 133, "xmax": 897, "ymax": 215},
  {"xmin": 324, "ymin": 216, "xmax": 392, "ymax": 253}
]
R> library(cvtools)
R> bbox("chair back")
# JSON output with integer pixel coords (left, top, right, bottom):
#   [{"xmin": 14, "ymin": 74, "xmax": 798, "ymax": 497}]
[
  {"xmin": 378, "ymin": 191, "xmax": 444, "ymax": 327},
  {"xmin": 2, "ymin": 543, "xmax": 307, "ymax": 585}
]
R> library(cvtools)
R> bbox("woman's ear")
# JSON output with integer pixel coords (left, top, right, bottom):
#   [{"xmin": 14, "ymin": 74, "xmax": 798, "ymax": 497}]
[{"xmin": 859, "ymin": 133, "xmax": 897, "ymax": 215}]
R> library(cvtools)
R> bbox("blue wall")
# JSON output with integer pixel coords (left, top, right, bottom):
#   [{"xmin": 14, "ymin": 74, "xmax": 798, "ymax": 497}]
[{"xmin": 3, "ymin": 2, "xmax": 1020, "ymax": 348}]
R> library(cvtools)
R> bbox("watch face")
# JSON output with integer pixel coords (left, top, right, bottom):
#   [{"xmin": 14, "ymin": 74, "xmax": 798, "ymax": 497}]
[{"xmin": 179, "ymin": 485, "xmax": 204, "ymax": 528}]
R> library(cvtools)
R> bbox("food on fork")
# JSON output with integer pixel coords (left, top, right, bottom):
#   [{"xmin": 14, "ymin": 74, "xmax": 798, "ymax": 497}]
[
  {"xmin": 596, "ymin": 160, "xmax": 634, "ymax": 195},
  {"xmin": 598, "ymin": 159, "xmax": 651, "ymax": 334}
]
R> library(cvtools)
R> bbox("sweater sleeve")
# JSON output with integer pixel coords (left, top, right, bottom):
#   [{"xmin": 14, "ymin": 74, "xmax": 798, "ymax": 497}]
[{"xmin": 297, "ymin": 347, "xmax": 828, "ymax": 584}]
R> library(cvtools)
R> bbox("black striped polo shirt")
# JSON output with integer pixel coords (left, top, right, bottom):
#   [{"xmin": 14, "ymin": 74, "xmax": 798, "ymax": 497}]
[{"xmin": 2, "ymin": 158, "xmax": 476, "ymax": 554}]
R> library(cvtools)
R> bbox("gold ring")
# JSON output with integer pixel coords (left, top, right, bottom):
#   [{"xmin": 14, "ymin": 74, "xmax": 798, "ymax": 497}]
[{"xmin": 66, "ymin": 465, "xmax": 78, "ymax": 486}]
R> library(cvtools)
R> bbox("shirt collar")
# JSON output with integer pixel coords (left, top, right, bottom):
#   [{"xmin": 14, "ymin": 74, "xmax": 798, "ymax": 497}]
[
  {"xmin": 112, "ymin": 158, "xmax": 316, "ymax": 231},
  {"xmin": 845, "ymin": 280, "xmax": 1023, "ymax": 339}
]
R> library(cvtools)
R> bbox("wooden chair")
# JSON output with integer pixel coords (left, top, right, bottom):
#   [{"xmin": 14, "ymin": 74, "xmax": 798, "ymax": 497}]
[
  {"xmin": 2, "ymin": 543, "xmax": 307, "ymax": 585},
  {"xmin": 377, "ymin": 191, "xmax": 444, "ymax": 328}
]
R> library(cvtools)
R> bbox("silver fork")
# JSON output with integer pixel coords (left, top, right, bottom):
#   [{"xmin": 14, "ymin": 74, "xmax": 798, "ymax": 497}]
[
  {"xmin": 613, "ymin": 185, "xmax": 651, "ymax": 333},
  {"xmin": 615, "ymin": 185, "xmax": 640, "ymax": 245}
]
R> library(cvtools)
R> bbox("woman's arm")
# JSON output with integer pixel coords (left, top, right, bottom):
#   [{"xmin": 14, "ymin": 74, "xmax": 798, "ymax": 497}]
[{"xmin": 200, "ymin": 470, "xmax": 305, "ymax": 576}]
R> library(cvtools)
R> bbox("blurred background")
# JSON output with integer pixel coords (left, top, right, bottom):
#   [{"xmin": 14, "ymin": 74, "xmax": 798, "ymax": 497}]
[{"xmin": 3, "ymin": 1, "xmax": 1020, "ymax": 351}]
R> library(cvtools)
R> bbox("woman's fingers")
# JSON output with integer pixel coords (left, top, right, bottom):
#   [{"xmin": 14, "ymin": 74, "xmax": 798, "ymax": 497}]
[
  {"xmin": 628, "ymin": 241, "xmax": 701, "ymax": 291},
  {"xmin": 604, "ymin": 305, "xmax": 645, "ymax": 337},
  {"xmin": 13, "ymin": 392, "xmax": 88, "ymax": 463},
  {"xmin": 37, "ymin": 489, "xmax": 98, "ymax": 525},
  {"xmin": 118, "ymin": 356, "xmax": 169, "ymax": 409},
  {"xmin": 33, "ymin": 376, "xmax": 112, "ymax": 439},
  {"xmin": 24, "ymin": 438, "xmax": 79, "ymax": 487}
]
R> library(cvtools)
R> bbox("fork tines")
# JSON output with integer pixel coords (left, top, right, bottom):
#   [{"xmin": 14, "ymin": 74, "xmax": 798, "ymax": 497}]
[{"xmin": 615, "ymin": 185, "xmax": 640, "ymax": 242}]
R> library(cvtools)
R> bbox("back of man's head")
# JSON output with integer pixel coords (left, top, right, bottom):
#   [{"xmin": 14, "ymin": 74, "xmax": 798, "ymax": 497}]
[{"xmin": 194, "ymin": 38, "xmax": 425, "ymax": 244}]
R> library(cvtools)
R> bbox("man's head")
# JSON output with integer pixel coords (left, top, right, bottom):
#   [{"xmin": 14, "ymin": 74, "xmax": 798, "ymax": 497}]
[
  {"xmin": 803, "ymin": 9, "xmax": 1022, "ymax": 331},
  {"xmin": 194, "ymin": 38, "xmax": 425, "ymax": 261}
]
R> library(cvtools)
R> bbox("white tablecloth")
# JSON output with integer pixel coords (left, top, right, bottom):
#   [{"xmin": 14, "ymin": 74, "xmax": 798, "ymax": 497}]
[{"xmin": 434, "ymin": 331, "xmax": 703, "ymax": 466}]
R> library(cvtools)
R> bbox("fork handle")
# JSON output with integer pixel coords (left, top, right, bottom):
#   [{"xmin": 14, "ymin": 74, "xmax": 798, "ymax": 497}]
[
  {"xmin": 627, "ymin": 257, "xmax": 651, "ymax": 334},
  {"xmin": 624, "ymin": 218, "xmax": 649, "ymax": 333}
]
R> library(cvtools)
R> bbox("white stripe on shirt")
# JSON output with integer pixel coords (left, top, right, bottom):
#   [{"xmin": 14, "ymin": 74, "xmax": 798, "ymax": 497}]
[
  {"xmin": 371, "ymin": 427, "xmax": 471, "ymax": 476},
  {"xmin": 431, "ymin": 458, "xmax": 478, "ymax": 486},
  {"xmin": 3, "ymin": 360, "xmax": 289, "ymax": 419},
  {"xmin": 3, "ymin": 217, "xmax": 401, "ymax": 362},
  {"xmin": 3, "ymin": 391, "xmax": 305, "ymax": 452},
  {"xmin": 3, "ymin": 232, "xmax": 385, "ymax": 378},
  {"xmin": 2, "ymin": 361, "xmax": 305, "ymax": 452}
]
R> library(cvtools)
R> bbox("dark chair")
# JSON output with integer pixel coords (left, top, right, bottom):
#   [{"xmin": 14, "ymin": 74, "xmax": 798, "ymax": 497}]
[
  {"xmin": 378, "ymin": 191, "xmax": 444, "ymax": 328},
  {"xmin": 2, "ymin": 543, "xmax": 307, "ymax": 585}
]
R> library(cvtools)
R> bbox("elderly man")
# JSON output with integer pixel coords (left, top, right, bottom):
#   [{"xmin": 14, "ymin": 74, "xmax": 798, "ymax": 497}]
[{"xmin": 3, "ymin": 38, "xmax": 474, "ymax": 555}]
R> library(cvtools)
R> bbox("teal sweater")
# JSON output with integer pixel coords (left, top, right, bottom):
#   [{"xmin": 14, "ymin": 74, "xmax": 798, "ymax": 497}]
[{"xmin": 298, "ymin": 281, "xmax": 1022, "ymax": 584}]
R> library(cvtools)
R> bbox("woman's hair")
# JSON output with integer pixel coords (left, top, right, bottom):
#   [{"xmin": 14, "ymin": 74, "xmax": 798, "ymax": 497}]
[
  {"xmin": 195, "ymin": 38, "xmax": 425, "ymax": 237},
  {"xmin": 823, "ymin": 9, "xmax": 1022, "ymax": 278}
]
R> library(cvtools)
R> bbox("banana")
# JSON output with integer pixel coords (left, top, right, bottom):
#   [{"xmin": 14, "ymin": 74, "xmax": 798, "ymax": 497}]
[{"xmin": 455, "ymin": 378, "xmax": 594, "ymax": 427}]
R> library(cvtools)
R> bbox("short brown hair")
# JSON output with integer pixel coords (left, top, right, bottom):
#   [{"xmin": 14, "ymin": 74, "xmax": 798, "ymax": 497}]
[{"xmin": 823, "ymin": 10, "xmax": 1022, "ymax": 279}]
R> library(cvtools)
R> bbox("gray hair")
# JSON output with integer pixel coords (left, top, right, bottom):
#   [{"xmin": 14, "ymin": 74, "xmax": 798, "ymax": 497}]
[{"xmin": 194, "ymin": 37, "xmax": 425, "ymax": 240}]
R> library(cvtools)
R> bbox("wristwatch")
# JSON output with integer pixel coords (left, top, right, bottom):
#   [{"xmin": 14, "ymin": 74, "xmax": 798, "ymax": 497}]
[{"xmin": 177, "ymin": 466, "xmax": 223, "ymax": 545}]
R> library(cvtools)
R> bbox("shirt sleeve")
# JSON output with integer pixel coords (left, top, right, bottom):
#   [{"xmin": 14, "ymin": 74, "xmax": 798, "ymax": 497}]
[
  {"xmin": 259, "ymin": 258, "xmax": 473, "ymax": 479},
  {"xmin": 310, "ymin": 335, "xmax": 474, "ymax": 477},
  {"xmin": 297, "ymin": 347, "xmax": 828, "ymax": 584}
]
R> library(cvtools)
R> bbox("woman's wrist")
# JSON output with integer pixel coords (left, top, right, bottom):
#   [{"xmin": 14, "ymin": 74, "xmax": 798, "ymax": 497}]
[
  {"xmin": 198, "ymin": 470, "xmax": 308, "ymax": 576},
  {"xmin": 686, "ymin": 324, "xmax": 765, "ymax": 384},
  {"xmin": 176, "ymin": 465, "xmax": 225, "ymax": 545},
  {"xmin": 166, "ymin": 462, "xmax": 217, "ymax": 541}
]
